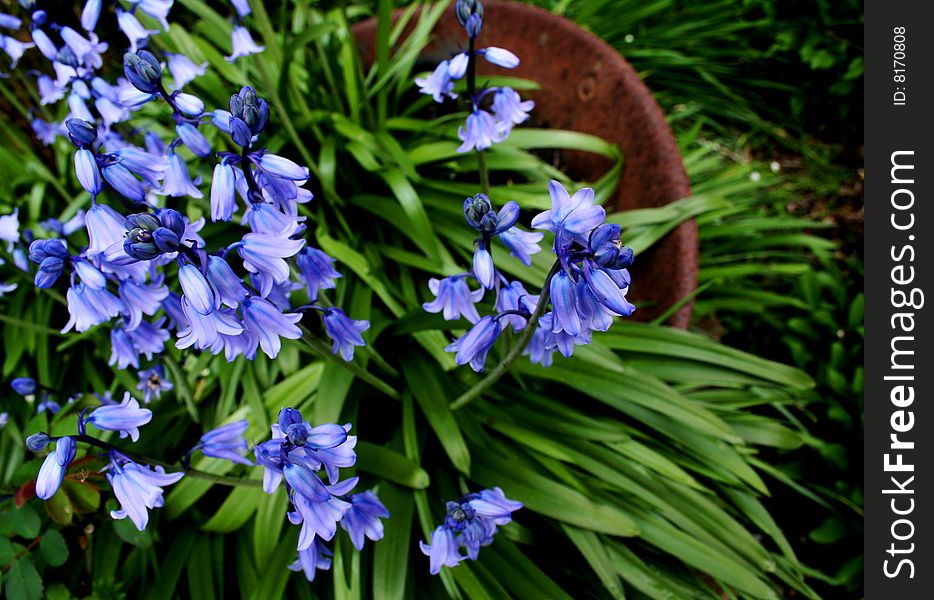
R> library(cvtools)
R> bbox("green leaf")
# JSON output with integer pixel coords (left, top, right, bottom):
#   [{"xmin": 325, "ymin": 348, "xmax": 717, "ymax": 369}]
[
  {"xmin": 562, "ymin": 527, "xmax": 625, "ymax": 599},
  {"xmin": 39, "ymin": 529, "xmax": 68, "ymax": 567},
  {"xmin": 202, "ymin": 476, "xmax": 265, "ymax": 533},
  {"xmin": 187, "ymin": 536, "xmax": 217, "ymax": 600},
  {"xmin": 5, "ymin": 558, "xmax": 43, "ymax": 600},
  {"xmin": 248, "ymin": 534, "xmax": 296, "ymax": 600},
  {"xmin": 314, "ymin": 361, "xmax": 355, "ymax": 424},
  {"xmin": 113, "ymin": 517, "xmax": 153, "ymax": 548},
  {"xmin": 356, "ymin": 441, "xmax": 429, "ymax": 489},
  {"xmin": 253, "ymin": 487, "xmax": 289, "ymax": 567},
  {"xmin": 401, "ymin": 356, "xmax": 471, "ymax": 474},
  {"xmin": 372, "ymin": 482, "xmax": 415, "ymax": 600}
]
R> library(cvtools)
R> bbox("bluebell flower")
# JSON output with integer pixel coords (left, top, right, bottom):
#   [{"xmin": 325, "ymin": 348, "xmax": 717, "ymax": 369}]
[
  {"xmin": 421, "ymin": 487, "xmax": 521, "ymax": 574},
  {"xmin": 0, "ymin": 208, "xmax": 18, "ymax": 251},
  {"xmin": 0, "ymin": 35, "xmax": 34, "ymax": 68},
  {"xmin": 524, "ymin": 313, "xmax": 556, "ymax": 366},
  {"xmin": 448, "ymin": 52, "xmax": 469, "ymax": 79},
  {"xmin": 421, "ymin": 526, "xmax": 462, "ymax": 575},
  {"xmin": 81, "ymin": 0, "xmax": 102, "ymax": 31},
  {"xmin": 117, "ymin": 9, "xmax": 157, "ymax": 52},
  {"xmin": 244, "ymin": 202, "xmax": 299, "ymax": 235},
  {"xmin": 26, "ymin": 432, "xmax": 51, "ymax": 452},
  {"xmin": 111, "ymin": 326, "xmax": 142, "ymax": 368},
  {"xmin": 136, "ymin": 0, "xmax": 172, "ymax": 30},
  {"xmin": 455, "ymin": 0, "xmax": 484, "ymax": 29},
  {"xmin": 241, "ymin": 297, "xmax": 302, "ymax": 359},
  {"xmin": 31, "ymin": 118, "xmax": 59, "ymax": 145},
  {"xmin": 193, "ymin": 420, "xmax": 252, "ymax": 465},
  {"xmin": 289, "ymin": 540, "xmax": 332, "ymax": 582},
  {"xmin": 28, "ymin": 239, "xmax": 69, "ymax": 288},
  {"xmin": 499, "ymin": 227, "xmax": 543, "ymax": 266},
  {"xmin": 60, "ymin": 27, "xmax": 107, "ymax": 69},
  {"xmin": 83, "ymin": 391, "xmax": 152, "ymax": 442},
  {"xmin": 86, "ymin": 202, "xmax": 129, "ymax": 258},
  {"xmin": 415, "ymin": 60, "xmax": 457, "ymax": 103},
  {"xmin": 589, "ymin": 223, "xmax": 635, "ymax": 271},
  {"xmin": 531, "ymin": 180, "xmax": 605, "ymax": 251},
  {"xmin": 446, "ymin": 315, "xmax": 501, "ymax": 372},
  {"xmin": 296, "ymin": 247, "xmax": 341, "ymax": 302},
  {"xmin": 176, "ymin": 296, "xmax": 244, "ymax": 351},
  {"xmin": 73, "ymin": 259, "xmax": 106, "ymax": 289},
  {"xmin": 12, "ymin": 377, "xmax": 37, "ymax": 395},
  {"xmin": 176, "ymin": 122, "xmax": 211, "ymax": 157},
  {"xmin": 102, "ymin": 163, "xmax": 146, "ymax": 202},
  {"xmin": 206, "ymin": 256, "xmax": 247, "ymax": 308},
  {"xmin": 581, "ymin": 260, "xmax": 635, "ymax": 317},
  {"xmin": 232, "ymin": 0, "xmax": 252, "ymax": 17},
  {"xmin": 237, "ymin": 232, "xmax": 305, "ymax": 296},
  {"xmin": 340, "ymin": 491, "xmax": 390, "ymax": 550},
  {"xmin": 472, "ymin": 245, "xmax": 495, "ymax": 289},
  {"xmin": 257, "ymin": 153, "xmax": 308, "ymax": 181},
  {"xmin": 74, "ymin": 147, "xmax": 103, "ymax": 196},
  {"xmin": 37, "ymin": 395, "xmax": 61, "ymax": 416},
  {"xmin": 179, "ymin": 264, "xmax": 216, "ymax": 315},
  {"xmin": 495, "ymin": 280, "xmax": 538, "ymax": 331},
  {"xmin": 125, "ymin": 318, "xmax": 171, "ymax": 359},
  {"xmin": 173, "ymin": 92, "xmax": 205, "ymax": 117},
  {"xmin": 119, "ymin": 276, "xmax": 169, "ymax": 331},
  {"xmin": 31, "ymin": 28, "xmax": 58, "ymax": 62},
  {"xmin": 124, "ymin": 49, "xmax": 163, "ymax": 94},
  {"xmin": 62, "ymin": 282, "xmax": 123, "ymax": 333},
  {"xmin": 457, "ymin": 109, "xmax": 503, "ymax": 153},
  {"xmin": 35, "ymin": 436, "xmax": 77, "ymax": 500},
  {"xmin": 210, "ymin": 160, "xmax": 237, "ymax": 221},
  {"xmin": 167, "ymin": 53, "xmax": 207, "ymax": 90},
  {"xmin": 423, "ymin": 274, "xmax": 484, "ymax": 323},
  {"xmin": 107, "ymin": 453, "xmax": 184, "ymax": 531},
  {"xmin": 288, "ymin": 481, "xmax": 352, "ymax": 548},
  {"xmin": 549, "ymin": 270, "xmax": 581, "ymax": 337},
  {"xmin": 161, "ymin": 151, "xmax": 203, "ymax": 198},
  {"xmin": 0, "ymin": 13, "xmax": 22, "ymax": 30},
  {"xmin": 37, "ymin": 75, "xmax": 66, "ymax": 105},
  {"xmin": 136, "ymin": 364, "xmax": 173, "ymax": 403},
  {"xmin": 478, "ymin": 47, "xmax": 519, "ymax": 69},
  {"xmin": 322, "ymin": 307, "xmax": 369, "ymax": 361},
  {"xmin": 226, "ymin": 26, "xmax": 265, "ymax": 62},
  {"xmin": 113, "ymin": 147, "xmax": 167, "ymax": 187},
  {"xmin": 491, "ymin": 86, "xmax": 534, "ymax": 133}
]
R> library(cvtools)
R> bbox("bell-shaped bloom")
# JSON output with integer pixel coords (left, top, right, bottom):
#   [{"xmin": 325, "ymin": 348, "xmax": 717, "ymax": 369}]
[
  {"xmin": 110, "ymin": 326, "xmax": 141, "ymax": 369},
  {"xmin": 531, "ymin": 181, "xmax": 606, "ymax": 250},
  {"xmin": 498, "ymin": 227, "xmax": 543, "ymax": 266},
  {"xmin": 549, "ymin": 270, "xmax": 582, "ymax": 337},
  {"xmin": 206, "ymin": 256, "xmax": 247, "ymax": 308},
  {"xmin": 176, "ymin": 123, "xmax": 211, "ymax": 157},
  {"xmin": 84, "ymin": 392, "xmax": 152, "ymax": 442},
  {"xmin": 108, "ymin": 455, "xmax": 184, "ymax": 531},
  {"xmin": 0, "ymin": 13, "xmax": 22, "ymax": 30},
  {"xmin": 257, "ymin": 153, "xmax": 308, "ymax": 181},
  {"xmin": 420, "ymin": 526, "xmax": 462, "ymax": 575},
  {"xmin": 12, "ymin": 377, "xmax": 37, "ymax": 395},
  {"xmin": 119, "ymin": 277, "xmax": 169, "ymax": 331},
  {"xmin": 137, "ymin": 364, "xmax": 173, "ymax": 403},
  {"xmin": 137, "ymin": 0, "xmax": 172, "ymax": 30},
  {"xmin": 210, "ymin": 161, "xmax": 237, "ymax": 221},
  {"xmin": 495, "ymin": 280, "xmax": 538, "ymax": 331},
  {"xmin": 116, "ymin": 9, "xmax": 157, "ymax": 53},
  {"xmin": 472, "ymin": 244, "xmax": 495, "ymax": 289},
  {"xmin": 26, "ymin": 432, "xmax": 50, "ymax": 452},
  {"xmin": 423, "ymin": 275, "xmax": 483, "ymax": 323},
  {"xmin": 179, "ymin": 264, "xmax": 216, "ymax": 316},
  {"xmin": 238, "ymin": 232, "xmax": 305, "ymax": 296},
  {"xmin": 1, "ymin": 35, "xmax": 35, "ymax": 68},
  {"xmin": 446, "ymin": 315, "xmax": 501, "ymax": 372},
  {"xmin": 126, "ymin": 319, "xmax": 171, "ymax": 359},
  {"xmin": 113, "ymin": 147, "xmax": 167, "ymax": 187},
  {"xmin": 415, "ymin": 60, "xmax": 456, "ymax": 103},
  {"xmin": 35, "ymin": 437, "xmax": 77, "ymax": 500},
  {"xmin": 479, "ymin": 47, "xmax": 520, "ymax": 69},
  {"xmin": 62, "ymin": 282, "xmax": 123, "ymax": 333},
  {"xmin": 468, "ymin": 487, "xmax": 523, "ymax": 525},
  {"xmin": 289, "ymin": 489, "xmax": 351, "ymax": 551},
  {"xmin": 176, "ymin": 297, "xmax": 244, "ymax": 350},
  {"xmin": 167, "ymin": 53, "xmax": 207, "ymax": 90},
  {"xmin": 583, "ymin": 261, "xmax": 635, "ymax": 317},
  {"xmin": 296, "ymin": 247, "xmax": 341, "ymax": 302},
  {"xmin": 86, "ymin": 202, "xmax": 127, "ymax": 258},
  {"xmin": 0, "ymin": 208, "xmax": 18, "ymax": 251},
  {"xmin": 226, "ymin": 26, "xmax": 265, "ymax": 62},
  {"xmin": 59, "ymin": 26, "xmax": 107, "ymax": 69},
  {"xmin": 81, "ymin": 0, "xmax": 102, "ymax": 30},
  {"xmin": 457, "ymin": 109, "xmax": 504, "ymax": 153},
  {"xmin": 448, "ymin": 52, "xmax": 469, "ymax": 79},
  {"xmin": 244, "ymin": 202, "xmax": 298, "ymax": 235},
  {"xmin": 322, "ymin": 307, "xmax": 368, "ymax": 361},
  {"xmin": 491, "ymin": 86, "xmax": 534, "ymax": 131},
  {"xmin": 173, "ymin": 92, "xmax": 205, "ymax": 117},
  {"xmin": 289, "ymin": 540, "xmax": 332, "ymax": 582},
  {"xmin": 241, "ymin": 297, "xmax": 302, "ymax": 359},
  {"xmin": 102, "ymin": 163, "xmax": 145, "ymax": 202},
  {"xmin": 74, "ymin": 260, "xmax": 107, "ymax": 289},
  {"xmin": 160, "ymin": 152, "xmax": 203, "ymax": 198},
  {"xmin": 283, "ymin": 462, "xmax": 331, "ymax": 503},
  {"xmin": 340, "ymin": 491, "xmax": 390, "ymax": 550},
  {"xmin": 31, "ymin": 28, "xmax": 58, "ymax": 61},
  {"xmin": 194, "ymin": 420, "xmax": 252, "ymax": 465},
  {"xmin": 75, "ymin": 148, "xmax": 102, "ymax": 196}
]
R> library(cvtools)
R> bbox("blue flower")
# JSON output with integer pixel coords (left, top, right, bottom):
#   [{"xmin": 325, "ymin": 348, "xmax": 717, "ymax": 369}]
[
  {"xmin": 498, "ymin": 226, "xmax": 543, "ymax": 266},
  {"xmin": 257, "ymin": 153, "xmax": 308, "ymax": 181},
  {"xmin": 457, "ymin": 109, "xmax": 503, "ymax": 153},
  {"xmin": 472, "ymin": 244, "xmax": 495, "ymax": 289},
  {"xmin": 241, "ymin": 297, "xmax": 302, "ymax": 359},
  {"xmin": 81, "ymin": 0, "xmax": 102, "ymax": 30},
  {"xmin": 423, "ymin": 274, "xmax": 484, "ymax": 323},
  {"xmin": 179, "ymin": 264, "xmax": 216, "ymax": 315},
  {"xmin": 86, "ymin": 202, "xmax": 130, "ymax": 258},
  {"xmin": 288, "ymin": 484, "xmax": 352, "ymax": 548},
  {"xmin": 340, "ymin": 490, "xmax": 390, "ymax": 550},
  {"xmin": 478, "ymin": 47, "xmax": 519, "ymax": 69},
  {"xmin": 549, "ymin": 270, "xmax": 581, "ymax": 337},
  {"xmin": 74, "ymin": 147, "xmax": 102, "ymax": 196},
  {"xmin": 415, "ymin": 60, "xmax": 457, "ymax": 103},
  {"xmin": 231, "ymin": 0, "xmax": 252, "ymax": 18},
  {"xmin": 110, "ymin": 326, "xmax": 142, "ymax": 369},
  {"xmin": 102, "ymin": 163, "xmax": 145, "ymax": 202},
  {"xmin": 322, "ymin": 307, "xmax": 369, "ymax": 361},
  {"xmin": 289, "ymin": 540, "xmax": 332, "ymax": 582},
  {"xmin": 176, "ymin": 122, "xmax": 211, "ymax": 157},
  {"xmin": 296, "ymin": 247, "xmax": 341, "ymax": 302},
  {"xmin": 62, "ymin": 282, "xmax": 123, "ymax": 333},
  {"xmin": 116, "ymin": 9, "xmax": 157, "ymax": 53},
  {"xmin": 237, "ymin": 232, "xmax": 305, "ymax": 297},
  {"xmin": 167, "ymin": 53, "xmax": 207, "ymax": 89},
  {"xmin": 176, "ymin": 296, "xmax": 244, "ymax": 351},
  {"xmin": 0, "ymin": 13, "xmax": 22, "ymax": 30},
  {"xmin": 35, "ymin": 436, "xmax": 77, "ymax": 500},
  {"xmin": 1, "ymin": 35, "xmax": 35, "ymax": 68},
  {"xmin": 0, "ymin": 208, "xmax": 18, "ymax": 250},
  {"xmin": 495, "ymin": 280, "xmax": 538, "ymax": 331},
  {"xmin": 107, "ymin": 453, "xmax": 184, "ymax": 531},
  {"xmin": 226, "ymin": 26, "xmax": 265, "ymax": 62},
  {"xmin": 210, "ymin": 161, "xmax": 237, "ymax": 221},
  {"xmin": 37, "ymin": 395, "xmax": 61, "ymax": 416},
  {"xmin": 445, "ymin": 315, "xmax": 501, "ymax": 372},
  {"xmin": 119, "ymin": 277, "xmax": 169, "ymax": 331},
  {"xmin": 491, "ymin": 86, "xmax": 534, "ymax": 133},
  {"xmin": 26, "ymin": 432, "xmax": 51, "ymax": 452},
  {"xmin": 581, "ymin": 260, "xmax": 635, "ymax": 317},
  {"xmin": 83, "ymin": 391, "xmax": 152, "ymax": 442},
  {"xmin": 160, "ymin": 151, "xmax": 203, "ymax": 198},
  {"xmin": 206, "ymin": 256, "xmax": 247, "ymax": 308},
  {"xmin": 136, "ymin": 364, "xmax": 173, "ymax": 403},
  {"xmin": 420, "ymin": 526, "xmax": 462, "ymax": 575},
  {"xmin": 123, "ymin": 49, "xmax": 163, "ymax": 94},
  {"xmin": 173, "ymin": 92, "xmax": 205, "ymax": 117},
  {"xmin": 11, "ymin": 377, "xmax": 37, "ymax": 395},
  {"xmin": 193, "ymin": 420, "xmax": 252, "ymax": 465},
  {"xmin": 531, "ymin": 180, "xmax": 605, "ymax": 252}
]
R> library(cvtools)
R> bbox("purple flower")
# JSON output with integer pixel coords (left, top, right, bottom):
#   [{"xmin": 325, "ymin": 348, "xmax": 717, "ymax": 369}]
[
  {"xmin": 11, "ymin": 377, "xmax": 37, "ymax": 395},
  {"xmin": 84, "ymin": 391, "xmax": 152, "ymax": 442},
  {"xmin": 75, "ymin": 148, "xmax": 102, "ymax": 196},
  {"xmin": 549, "ymin": 270, "xmax": 581, "ymax": 337},
  {"xmin": 257, "ymin": 153, "xmax": 308, "ymax": 180},
  {"xmin": 175, "ymin": 296, "xmax": 244, "ymax": 351},
  {"xmin": 161, "ymin": 151, "xmax": 203, "ymax": 198},
  {"xmin": 241, "ymin": 297, "xmax": 302, "ymax": 359},
  {"xmin": 86, "ymin": 202, "xmax": 129, "ymax": 258},
  {"xmin": 167, "ymin": 53, "xmax": 208, "ymax": 90},
  {"xmin": 206, "ymin": 256, "xmax": 247, "ymax": 308},
  {"xmin": 226, "ymin": 26, "xmax": 265, "ymax": 62},
  {"xmin": 499, "ymin": 227, "xmax": 543, "ymax": 266},
  {"xmin": 116, "ymin": 9, "xmax": 157, "ymax": 53},
  {"xmin": 81, "ymin": 0, "xmax": 102, "ymax": 30},
  {"xmin": 107, "ymin": 454, "xmax": 184, "ymax": 531},
  {"xmin": 119, "ymin": 277, "xmax": 169, "ymax": 331},
  {"xmin": 340, "ymin": 490, "xmax": 390, "ymax": 550},
  {"xmin": 35, "ymin": 437, "xmax": 77, "ymax": 500},
  {"xmin": 478, "ymin": 47, "xmax": 519, "ymax": 69},
  {"xmin": 491, "ymin": 86, "xmax": 534, "ymax": 132},
  {"xmin": 420, "ymin": 526, "xmax": 462, "ymax": 575},
  {"xmin": 296, "ymin": 247, "xmax": 341, "ymax": 302},
  {"xmin": 322, "ymin": 307, "xmax": 369, "ymax": 361},
  {"xmin": 136, "ymin": 364, "xmax": 173, "ymax": 403},
  {"xmin": 62, "ymin": 282, "xmax": 123, "ymax": 333},
  {"xmin": 446, "ymin": 315, "xmax": 501, "ymax": 372},
  {"xmin": 179, "ymin": 264, "xmax": 216, "ymax": 315},
  {"xmin": 495, "ymin": 280, "xmax": 538, "ymax": 331},
  {"xmin": 423, "ymin": 275, "xmax": 484, "ymax": 323},
  {"xmin": 1, "ymin": 35, "xmax": 35, "ymax": 68},
  {"xmin": 176, "ymin": 123, "xmax": 211, "ymax": 157},
  {"xmin": 531, "ymin": 181, "xmax": 605, "ymax": 251},
  {"xmin": 415, "ymin": 60, "xmax": 456, "ymax": 103},
  {"xmin": 238, "ymin": 233, "xmax": 305, "ymax": 297},
  {"xmin": 289, "ymin": 540, "xmax": 332, "ymax": 582},
  {"xmin": 457, "ymin": 109, "xmax": 504, "ymax": 153},
  {"xmin": 194, "ymin": 420, "xmax": 252, "ymax": 465},
  {"xmin": 210, "ymin": 161, "xmax": 237, "ymax": 221}
]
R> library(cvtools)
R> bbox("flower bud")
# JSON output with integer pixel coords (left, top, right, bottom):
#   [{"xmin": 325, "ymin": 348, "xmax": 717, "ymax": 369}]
[
  {"xmin": 124, "ymin": 50, "xmax": 163, "ymax": 94},
  {"xmin": 26, "ymin": 432, "xmax": 51, "ymax": 452},
  {"xmin": 12, "ymin": 377, "xmax": 37, "ymax": 395},
  {"xmin": 152, "ymin": 227, "xmax": 181, "ymax": 253},
  {"xmin": 65, "ymin": 118, "xmax": 98, "ymax": 147},
  {"xmin": 465, "ymin": 13, "xmax": 483, "ymax": 38},
  {"xmin": 464, "ymin": 193, "xmax": 493, "ymax": 229},
  {"xmin": 456, "ymin": 0, "xmax": 484, "ymax": 27}
]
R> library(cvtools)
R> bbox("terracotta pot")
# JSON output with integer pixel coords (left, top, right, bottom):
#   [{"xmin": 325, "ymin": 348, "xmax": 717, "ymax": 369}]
[{"xmin": 353, "ymin": 1, "xmax": 698, "ymax": 328}]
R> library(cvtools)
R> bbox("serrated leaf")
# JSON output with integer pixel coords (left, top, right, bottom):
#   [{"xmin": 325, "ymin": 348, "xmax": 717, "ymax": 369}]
[
  {"xmin": 5, "ymin": 558, "xmax": 43, "ymax": 600},
  {"xmin": 39, "ymin": 529, "xmax": 68, "ymax": 567}
]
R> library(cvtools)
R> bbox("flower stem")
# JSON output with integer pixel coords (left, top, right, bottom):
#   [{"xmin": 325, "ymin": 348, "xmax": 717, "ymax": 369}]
[
  {"xmin": 450, "ymin": 260, "xmax": 562, "ymax": 411},
  {"xmin": 74, "ymin": 435, "xmax": 262, "ymax": 488},
  {"xmin": 465, "ymin": 36, "xmax": 492, "ymax": 196}
]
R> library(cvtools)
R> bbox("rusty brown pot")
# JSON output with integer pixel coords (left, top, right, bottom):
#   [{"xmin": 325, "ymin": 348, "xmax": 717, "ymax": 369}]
[{"xmin": 353, "ymin": 1, "xmax": 698, "ymax": 328}]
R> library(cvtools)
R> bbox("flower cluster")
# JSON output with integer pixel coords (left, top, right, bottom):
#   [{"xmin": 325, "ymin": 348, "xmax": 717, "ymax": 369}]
[
  {"xmin": 254, "ymin": 407, "xmax": 390, "ymax": 580},
  {"xmin": 420, "ymin": 487, "xmax": 522, "ymax": 574},
  {"xmin": 415, "ymin": 0, "xmax": 534, "ymax": 152},
  {"xmin": 427, "ymin": 180, "xmax": 635, "ymax": 371}
]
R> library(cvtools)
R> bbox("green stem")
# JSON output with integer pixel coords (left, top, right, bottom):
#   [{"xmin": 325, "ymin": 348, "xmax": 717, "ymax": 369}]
[
  {"xmin": 450, "ymin": 260, "xmax": 562, "ymax": 411},
  {"xmin": 476, "ymin": 150, "xmax": 491, "ymax": 196},
  {"xmin": 74, "ymin": 435, "xmax": 262, "ymax": 488},
  {"xmin": 299, "ymin": 326, "xmax": 401, "ymax": 399},
  {"xmin": 465, "ymin": 36, "xmax": 492, "ymax": 196}
]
